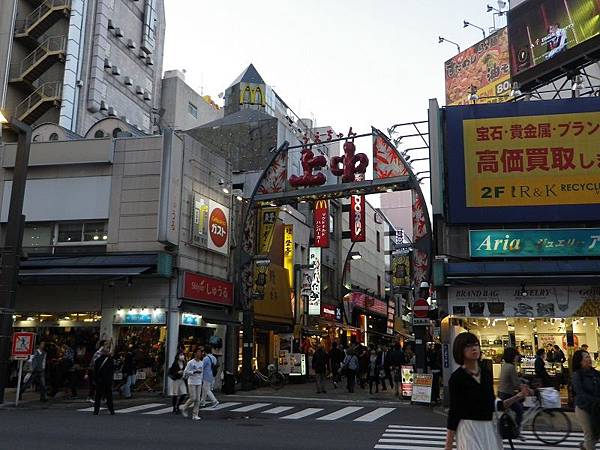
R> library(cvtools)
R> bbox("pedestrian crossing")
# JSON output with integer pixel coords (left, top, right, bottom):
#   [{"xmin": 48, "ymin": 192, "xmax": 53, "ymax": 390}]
[
  {"xmin": 373, "ymin": 424, "xmax": 585, "ymax": 449},
  {"xmin": 78, "ymin": 401, "xmax": 396, "ymax": 423}
]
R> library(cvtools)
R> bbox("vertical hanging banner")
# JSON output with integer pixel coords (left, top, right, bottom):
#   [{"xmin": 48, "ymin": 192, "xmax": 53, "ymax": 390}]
[
  {"xmin": 350, "ymin": 194, "xmax": 366, "ymax": 242},
  {"xmin": 283, "ymin": 224, "xmax": 295, "ymax": 316},
  {"xmin": 308, "ymin": 247, "xmax": 322, "ymax": 315},
  {"xmin": 313, "ymin": 200, "xmax": 330, "ymax": 248},
  {"xmin": 258, "ymin": 207, "xmax": 279, "ymax": 255}
]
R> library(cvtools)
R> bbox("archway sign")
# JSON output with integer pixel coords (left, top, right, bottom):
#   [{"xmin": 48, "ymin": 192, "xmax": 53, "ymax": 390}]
[{"xmin": 236, "ymin": 127, "xmax": 432, "ymax": 388}]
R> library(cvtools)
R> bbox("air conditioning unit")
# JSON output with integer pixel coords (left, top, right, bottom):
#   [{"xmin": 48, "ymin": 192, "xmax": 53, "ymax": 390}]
[
  {"xmin": 135, "ymin": 85, "xmax": 144, "ymax": 95},
  {"xmin": 127, "ymin": 39, "xmax": 136, "ymax": 49},
  {"xmin": 138, "ymin": 50, "xmax": 146, "ymax": 59},
  {"xmin": 114, "ymin": 27, "xmax": 124, "ymax": 38},
  {"xmin": 143, "ymin": 91, "xmax": 151, "ymax": 101},
  {"xmin": 145, "ymin": 57, "xmax": 154, "ymax": 66},
  {"xmin": 100, "ymin": 101, "xmax": 108, "ymax": 111},
  {"xmin": 107, "ymin": 107, "xmax": 116, "ymax": 116},
  {"xmin": 103, "ymin": 58, "xmax": 112, "ymax": 69},
  {"xmin": 124, "ymin": 76, "xmax": 133, "ymax": 86},
  {"xmin": 107, "ymin": 19, "xmax": 115, "ymax": 30},
  {"xmin": 111, "ymin": 66, "xmax": 120, "ymax": 75}
]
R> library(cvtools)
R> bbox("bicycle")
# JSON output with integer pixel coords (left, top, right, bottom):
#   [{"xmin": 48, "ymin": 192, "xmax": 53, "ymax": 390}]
[
  {"xmin": 254, "ymin": 364, "xmax": 285, "ymax": 390},
  {"xmin": 507, "ymin": 387, "xmax": 571, "ymax": 448}
]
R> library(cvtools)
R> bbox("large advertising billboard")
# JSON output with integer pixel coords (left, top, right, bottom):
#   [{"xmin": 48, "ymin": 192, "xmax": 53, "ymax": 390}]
[
  {"xmin": 509, "ymin": 0, "xmax": 600, "ymax": 82},
  {"xmin": 191, "ymin": 194, "xmax": 230, "ymax": 255},
  {"xmin": 445, "ymin": 98, "xmax": 600, "ymax": 223},
  {"xmin": 445, "ymin": 27, "xmax": 511, "ymax": 106}
]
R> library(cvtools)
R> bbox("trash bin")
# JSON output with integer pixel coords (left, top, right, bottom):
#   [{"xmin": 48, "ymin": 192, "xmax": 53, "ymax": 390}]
[{"xmin": 222, "ymin": 372, "xmax": 235, "ymax": 395}]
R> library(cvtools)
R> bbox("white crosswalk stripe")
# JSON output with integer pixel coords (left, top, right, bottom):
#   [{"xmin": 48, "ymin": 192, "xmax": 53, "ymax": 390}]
[
  {"xmin": 142, "ymin": 406, "xmax": 175, "ymax": 415},
  {"xmin": 374, "ymin": 425, "xmax": 584, "ymax": 450},
  {"xmin": 281, "ymin": 408, "xmax": 324, "ymax": 419},
  {"xmin": 201, "ymin": 401, "xmax": 241, "ymax": 410},
  {"xmin": 261, "ymin": 406, "xmax": 294, "ymax": 414},
  {"xmin": 354, "ymin": 407, "xmax": 395, "ymax": 422},
  {"xmin": 317, "ymin": 406, "xmax": 364, "ymax": 421},
  {"xmin": 116, "ymin": 403, "xmax": 164, "ymax": 414},
  {"xmin": 231, "ymin": 403, "xmax": 271, "ymax": 412}
]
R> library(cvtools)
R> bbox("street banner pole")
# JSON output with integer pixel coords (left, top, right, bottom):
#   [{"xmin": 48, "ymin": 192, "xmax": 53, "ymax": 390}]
[{"xmin": 15, "ymin": 359, "xmax": 22, "ymax": 407}]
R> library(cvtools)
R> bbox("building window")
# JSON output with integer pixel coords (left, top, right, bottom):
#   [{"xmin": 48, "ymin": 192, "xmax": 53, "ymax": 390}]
[
  {"xmin": 32, "ymin": 135, "xmax": 40, "ymax": 142},
  {"xmin": 376, "ymin": 231, "xmax": 381, "ymax": 252},
  {"xmin": 57, "ymin": 222, "xmax": 108, "ymax": 243},
  {"xmin": 22, "ymin": 223, "xmax": 53, "ymax": 253},
  {"xmin": 94, "ymin": 130, "xmax": 105, "ymax": 138},
  {"xmin": 49, "ymin": 133, "xmax": 59, "ymax": 141},
  {"xmin": 377, "ymin": 275, "xmax": 382, "ymax": 297},
  {"xmin": 188, "ymin": 102, "xmax": 198, "ymax": 118},
  {"xmin": 112, "ymin": 128, "xmax": 123, "ymax": 138}
]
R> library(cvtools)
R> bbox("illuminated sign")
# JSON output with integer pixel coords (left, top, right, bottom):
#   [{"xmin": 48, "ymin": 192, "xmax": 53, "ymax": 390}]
[
  {"xmin": 114, "ymin": 308, "xmax": 166, "ymax": 325},
  {"xmin": 350, "ymin": 194, "xmax": 366, "ymax": 242},
  {"xmin": 283, "ymin": 224, "xmax": 294, "ymax": 309},
  {"xmin": 313, "ymin": 200, "xmax": 330, "ymax": 248},
  {"xmin": 308, "ymin": 247, "xmax": 321, "ymax": 315},
  {"xmin": 191, "ymin": 194, "xmax": 230, "ymax": 255},
  {"xmin": 181, "ymin": 272, "xmax": 233, "ymax": 306},
  {"xmin": 258, "ymin": 207, "xmax": 278, "ymax": 254}
]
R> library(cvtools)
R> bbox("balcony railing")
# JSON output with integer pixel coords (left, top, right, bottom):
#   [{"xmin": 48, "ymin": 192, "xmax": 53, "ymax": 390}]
[
  {"xmin": 10, "ymin": 35, "xmax": 66, "ymax": 80},
  {"xmin": 14, "ymin": 81, "xmax": 62, "ymax": 121},
  {"xmin": 14, "ymin": 0, "xmax": 71, "ymax": 35}
]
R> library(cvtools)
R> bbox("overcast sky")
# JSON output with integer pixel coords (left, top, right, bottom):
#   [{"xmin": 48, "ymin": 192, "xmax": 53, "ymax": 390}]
[{"xmin": 163, "ymin": 1, "xmax": 507, "ymax": 209}]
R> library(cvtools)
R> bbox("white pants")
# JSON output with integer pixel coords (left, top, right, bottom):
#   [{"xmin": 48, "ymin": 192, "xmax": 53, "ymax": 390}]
[
  {"xmin": 182, "ymin": 384, "xmax": 202, "ymax": 416},
  {"xmin": 200, "ymin": 380, "xmax": 217, "ymax": 405},
  {"xmin": 456, "ymin": 419, "xmax": 502, "ymax": 450}
]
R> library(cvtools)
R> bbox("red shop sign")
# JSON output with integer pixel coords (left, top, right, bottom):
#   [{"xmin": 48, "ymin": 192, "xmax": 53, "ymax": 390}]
[
  {"xmin": 182, "ymin": 272, "xmax": 233, "ymax": 306},
  {"xmin": 350, "ymin": 194, "xmax": 366, "ymax": 242},
  {"xmin": 321, "ymin": 304, "xmax": 337, "ymax": 321},
  {"xmin": 313, "ymin": 200, "xmax": 330, "ymax": 248}
]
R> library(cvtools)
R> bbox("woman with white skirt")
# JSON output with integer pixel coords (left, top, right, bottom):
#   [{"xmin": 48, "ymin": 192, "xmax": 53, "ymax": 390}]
[
  {"xmin": 168, "ymin": 351, "xmax": 188, "ymax": 414},
  {"xmin": 445, "ymin": 332, "xmax": 528, "ymax": 450}
]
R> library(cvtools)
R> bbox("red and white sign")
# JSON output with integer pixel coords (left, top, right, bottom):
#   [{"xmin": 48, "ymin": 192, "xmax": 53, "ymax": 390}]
[
  {"xmin": 11, "ymin": 332, "xmax": 35, "ymax": 359},
  {"xmin": 209, "ymin": 206, "xmax": 228, "ymax": 249},
  {"xmin": 350, "ymin": 292, "xmax": 387, "ymax": 316},
  {"xmin": 350, "ymin": 194, "xmax": 366, "ymax": 242},
  {"xmin": 321, "ymin": 304, "xmax": 337, "ymax": 321},
  {"xmin": 413, "ymin": 298, "xmax": 430, "ymax": 318},
  {"xmin": 182, "ymin": 271, "xmax": 233, "ymax": 306},
  {"xmin": 313, "ymin": 200, "xmax": 330, "ymax": 248}
]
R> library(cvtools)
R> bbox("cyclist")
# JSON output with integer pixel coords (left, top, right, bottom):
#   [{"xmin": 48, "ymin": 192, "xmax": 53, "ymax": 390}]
[{"xmin": 498, "ymin": 347, "xmax": 527, "ymax": 433}]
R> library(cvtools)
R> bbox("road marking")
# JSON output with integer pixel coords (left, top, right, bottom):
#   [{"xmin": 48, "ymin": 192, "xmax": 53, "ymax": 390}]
[
  {"xmin": 143, "ymin": 406, "xmax": 174, "ymax": 415},
  {"xmin": 116, "ymin": 403, "xmax": 164, "ymax": 414},
  {"xmin": 281, "ymin": 407, "xmax": 324, "ymax": 419},
  {"xmin": 317, "ymin": 406, "xmax": 364, "ymax": 421},
  {"xmin": 354, "ymin": 407, "xmax": 395, "ymax": 422},
  {"xmin": 261, "ymin": 406, "xmax": 294, "ymax": 414},
  {"xmin": 201, "ymin": 402, "xmax": 240, "ymax": 411},
  {"xmin": 231, "ymin": 403, "xmax": 271, "ymax": 412},
  {"xmin": 77, "ymin": 406, "xmax": 105, "ymax": 412}
]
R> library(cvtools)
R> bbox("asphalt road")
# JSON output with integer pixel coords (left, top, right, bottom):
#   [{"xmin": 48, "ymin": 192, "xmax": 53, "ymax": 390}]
[{"xmin": 0, "ymin": 396, "xmax": 445, "ymax": 450}]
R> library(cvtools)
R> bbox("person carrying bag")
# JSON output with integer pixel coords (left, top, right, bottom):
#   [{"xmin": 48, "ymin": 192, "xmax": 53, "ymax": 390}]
[{"xmin": 572, "ymin": 349, "xmax": 600, "ymax": 450}]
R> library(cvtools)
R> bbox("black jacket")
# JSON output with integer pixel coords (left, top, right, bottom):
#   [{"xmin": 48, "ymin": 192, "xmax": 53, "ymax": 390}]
[
  {"xmin": 169, "ymin": 360, "xmax": 184, "ymax": 380},
  {"xmin": 94, "ymin": 354, "xmax": 114, "ymax": 385},
  {"xmin": 535, "ymin": 356, "xmax": 551, "ymax": 386},
  {"xmin": 573, "ymin": 368, "xmax": 600, "ymax": 414},
  {"xmin": 312, "ymin": 349, "xmax": 328, "ymax": 374},
  {"xmin": 122, "ymin": 351, "xmax": 135, "ymax": 375}
]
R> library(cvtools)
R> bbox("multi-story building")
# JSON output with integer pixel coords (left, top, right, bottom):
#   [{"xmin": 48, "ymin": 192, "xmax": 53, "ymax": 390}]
[{"xmin": 0, "ymin": 0, "xmax": 165, "ymax": 137}]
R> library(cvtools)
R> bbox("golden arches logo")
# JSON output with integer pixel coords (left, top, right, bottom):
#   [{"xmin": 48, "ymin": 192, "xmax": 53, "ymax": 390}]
[{"xmin": 315, "ymin": 200, "xmax": 328, "ymax": 210}]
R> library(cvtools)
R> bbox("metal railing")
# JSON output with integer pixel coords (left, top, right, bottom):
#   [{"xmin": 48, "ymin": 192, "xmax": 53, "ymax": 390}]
[
  {"xmin": 10, "ymin": 35, "xmax": 66, "ymax": 80},
  {"xmin": 14, "ymin": 81, "xmax": 62, "ymax": 119},
  {"xmin": 14, "ymin": 0, "xmax": 71, "ymax": 35}
]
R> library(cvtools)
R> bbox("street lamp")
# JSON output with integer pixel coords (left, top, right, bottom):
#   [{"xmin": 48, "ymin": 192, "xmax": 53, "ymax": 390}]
[
  {"xmin": 350, "ymin": 252, "xmax": 362, "ymax": 260},
  {"xmin": 463, "ymin": 20, "xmax": 486, "ymax": 39},
  {"xmin": 438, "ymin": 36, "xmax": 461, "ymax": 53},
  {"xmin": 0, "ymin": 111, "xmax": 32, "ymax": 403}
]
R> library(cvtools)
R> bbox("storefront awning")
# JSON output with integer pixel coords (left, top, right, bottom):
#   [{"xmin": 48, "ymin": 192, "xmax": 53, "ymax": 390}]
[
  {"xmin": 20, "ymin": 267, "xmax": 152, "ymax": 277},
  {"xmin": 446, "ymin": 260, "xmax": 600, "ymax": 284}
]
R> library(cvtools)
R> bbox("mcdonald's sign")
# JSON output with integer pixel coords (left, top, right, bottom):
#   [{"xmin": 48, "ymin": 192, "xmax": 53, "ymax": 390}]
[
  {"xmin": 313, "ymin": 200, "xmax": 330, "ymax": 248},
  {"xmin": 350, "ymin": 194, "xmax": 366, "ymax": 242}
]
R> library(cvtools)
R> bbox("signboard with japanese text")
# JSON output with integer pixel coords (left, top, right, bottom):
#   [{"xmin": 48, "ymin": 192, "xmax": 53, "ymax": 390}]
[
  {"xmin": 114, "ymin": 308, "xmax": 167, "ymax": 325},
  {"xmin": 283, "ymin": 224, "xmax": 294, "ymax": 308},
  {"xmin": 11, "ymin": 332, "xmax": 35, "ymax": 359},
  {"xmin": 181, "ymin": 271, "xmax": 233, "ymax": 306},
  {"xmin": 313, "ymin": 200, "xmax": 330, "ymax": 248},
  {"xmin": 191, "ymin": 195, "xmax": 230, "ymax": 256},
  {"xmin": 258, "ymin": 207, "xmax": 279, "ymax": 254},
  {"xmin": 386, "ymin": 299, "xmax": 395, "ymax": 335},
  {"xmin": 308, "ymin": 247, "xmax": 322, "ymax": 315},
  {"xmin": 469, "ymin": 228, "xmax": 600, "ymax": 258},
  {"xmin": 411, "ymin": 373, "xmax": 433, "ymax": 404},
  {"xmin": 401, "ymin": 365, "xmax": 414, "ymax": 398},
  {"xmin": 508, "ymin": 0, "xmax": 600, "ymax": 85},
  {"xmin": 350, "ymin": 194, "xmax": 366, "ymax": 242},
  {"xmin": 445, "ymin": 99, "xmax": 600, "ymax": 223},
  {"xmin": 445, "ymin": 27, "xmax": 511, "ymax": 106},
  {"xmin": 391, "ymin": 254, "xmax": 411, "ymax": 287}
]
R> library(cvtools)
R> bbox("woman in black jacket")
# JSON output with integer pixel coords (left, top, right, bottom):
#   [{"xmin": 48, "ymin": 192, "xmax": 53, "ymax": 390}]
[
  {"xmin": 168, "ymin": 351, "xmax": 187, "ymax": 414},
  {"xmin": 93, "ymin": 347, "xmax": 115, "ymax": 415},
  {"xmin": 572, "ymin": 350, "xmax": 600, "ymax": 450}
]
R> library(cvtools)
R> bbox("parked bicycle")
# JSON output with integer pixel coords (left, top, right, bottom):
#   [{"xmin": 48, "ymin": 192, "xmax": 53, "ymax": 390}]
[
  {"xmin": 254, "ymin": 364, "xmax": 285, "ymax": 390},
  {"xmin": 506, "ymin": 386, "xmax": 571, "ymax": 448}
]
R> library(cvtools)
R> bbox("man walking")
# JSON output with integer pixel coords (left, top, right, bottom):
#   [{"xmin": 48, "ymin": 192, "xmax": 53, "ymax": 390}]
[
  {"xmin": 328, "ymin": 342, "xmax": 344, "ymax": 388},
  {"xmin": 181, "ymin": 348, "xmax": 204, "ymax": 420},
  {"xmin": 200, "ymin": 346, "xmax": 219, "ymax": 408},
  {"xmin": 379, "ymin": 345, "xmax": 393, "ymax": 391},
  {"xmin": 312, "ymin": 344, "xmax": 328, "ymax": 394},
  {"xmin": 93, "ymin": 346, "xmax": 115, "ymax": 415},
  {"xmin": 389, "ymin": 343, "xmax": 406, "ymax": 398},
  {"xmin": 20, "ymin": 341, "xmax": 47, "ymax": 402},
  {"xmin": 119, "ymin": 344, "xmax": 135, "ymax": 399}
]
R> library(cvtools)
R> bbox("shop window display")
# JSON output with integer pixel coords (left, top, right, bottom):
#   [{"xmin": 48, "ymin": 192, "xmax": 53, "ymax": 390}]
[{"xmin": 116, "ymin": 325, "xmax": 166, "ymax": 391}]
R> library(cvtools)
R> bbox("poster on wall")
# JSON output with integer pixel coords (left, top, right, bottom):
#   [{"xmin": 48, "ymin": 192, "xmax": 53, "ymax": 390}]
[
  {"xmin": 448, "ymin": 285, "xmax": 600, "ymax": 318},
  {"xmin": 350, "ymin": 194, "xmax": 366, "ymax": 242},
  {"xmin": 445, "ymin": 27, "xmax": 511, "ymax": 106},
  {"xmin": 308, "ymin": 247, "xmax": 322, "ymax": 315},
  {"xmin": 191, "ymin": 194, "xmax": 230, "ymax": 256},
  {"xmin": 445, "ymin": 99, "xmax": 600, "ymax": 223},
  {"xmin": 313, "ymin": 200, "xmax": 330, "ymax": 248}
]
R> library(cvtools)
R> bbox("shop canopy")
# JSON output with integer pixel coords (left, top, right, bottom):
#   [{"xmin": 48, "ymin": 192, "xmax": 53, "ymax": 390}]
[{"xmin": 446, "ymin": 260, "xmax": 600, "ymax": 284}]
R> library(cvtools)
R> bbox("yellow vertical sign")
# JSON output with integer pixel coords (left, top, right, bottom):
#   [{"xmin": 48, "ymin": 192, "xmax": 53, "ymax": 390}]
[{"xmin": 283, "ymin": 224, "xmax": 294, "ymax": 298}]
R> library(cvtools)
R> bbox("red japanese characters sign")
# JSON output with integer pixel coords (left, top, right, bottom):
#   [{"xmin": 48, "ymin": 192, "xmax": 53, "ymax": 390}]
[
  {"xmin": 182, "ymin": 272, "xmax": 233, "ymax": 306},
  {"xmin": 350, "ymin": 194, "xmax": 366, "ymax": 242},
  {"xmin": 11, "ymin": 332, "xmax": 35, "ymax": 359},
  {"xmin": 313, "ymin": 200, "xmax": 330, "ymax": 248}
]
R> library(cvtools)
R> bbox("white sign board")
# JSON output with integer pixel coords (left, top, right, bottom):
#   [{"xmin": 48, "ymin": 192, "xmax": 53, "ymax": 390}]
[
  {"xmin": 191, "ymin": 194, "xmax": 230, "ymax": 256},
  {"xmin": 412, "ymin": 318, "xmax": 431, "ymax": 326},
  {"xmin": 308, "ymin": 247, "xmax": 321, "ymax": 315},
  {"xmin": 411, "ymin": 373, "xmax": 433, "ymax": 404}
]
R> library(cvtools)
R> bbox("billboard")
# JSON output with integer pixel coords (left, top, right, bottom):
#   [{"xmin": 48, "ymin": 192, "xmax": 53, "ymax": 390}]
[
  {"xmin": 308, "ymin": 247, "xmax": 322, "ymax": 315},
  {"xmin": 509, "ymin": 0, "xmax": 600, "ymax": 81},
  {"xmin": 445, "ymin": 27, "xmax": 511, "ymax": 106},
  {"xmin": 191, "ymin": 194, "xmax": 230, "ymax": 255},
  {"xmin": 445, "ymin": 98, "xmax": 600, "ymax": 223}
]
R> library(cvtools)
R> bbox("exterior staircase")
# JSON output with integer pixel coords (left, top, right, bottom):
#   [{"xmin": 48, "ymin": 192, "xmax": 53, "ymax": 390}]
[
  {"xmin": 14, "ymin": 81, "xmax": 62, "ymax": 124},
  {"xmin": 9, "ymin": 35, "xmax": 66, "ymax": 86},
  {"xmin": 14, "ymin": 0, "xmax": 71, "ymax": 43}
]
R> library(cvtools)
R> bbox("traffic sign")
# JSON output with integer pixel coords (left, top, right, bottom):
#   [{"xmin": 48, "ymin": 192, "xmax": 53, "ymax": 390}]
[
  {"xmin": 412, "ymin": 317, "xmax": 431, "ymax": 326},
  {"xmin": 11, "ymin": 332, "xmax": 35, "ymax": 359},
  {"xmin": 413, "ymin": 298, "xmax": 430, "ymax": 318}
]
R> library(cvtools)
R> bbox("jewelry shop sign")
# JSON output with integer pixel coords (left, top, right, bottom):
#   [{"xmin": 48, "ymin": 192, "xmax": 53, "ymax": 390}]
[
  {"xmin": 448, "ymin": 286, "xmax": 600, "ymax": 318},
  {"xmin": 469, "ymin": 228, "xmax": 600, "ymax": 258}
]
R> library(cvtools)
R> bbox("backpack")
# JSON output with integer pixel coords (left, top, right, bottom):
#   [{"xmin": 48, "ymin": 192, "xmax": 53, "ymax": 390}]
[
  {"xmin": 210, "ymin": 354, "xmax": 219, "ymax": 377},
  {"xmin": 497, "ymin": 411, "xmax": 519, "ymax": 440}
]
